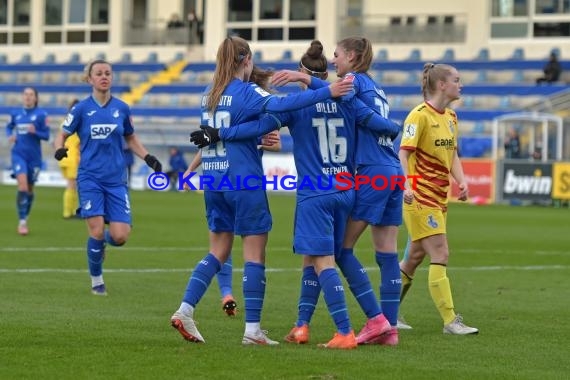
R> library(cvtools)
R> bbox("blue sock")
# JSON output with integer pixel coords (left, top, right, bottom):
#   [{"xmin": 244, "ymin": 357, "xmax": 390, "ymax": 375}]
[
  {"xmin": 216, "ymin": 254, "xmax": 233, "ymax": 298},
  {"xmin": 243, "ymin": 261, "xmax": 266, "ymax": 323},
  {"xmin": 182, "ymin": 253, "xmax": 221, "ymax": 307},
  {"xmin": 376, "ymin": 251, "xmax": 402, "ymax": 326},
  {"xmin": 296, "ymin": 266, "xmax": 321, "ymax": 327},
  {"xmin": 25, "ymin": 192, "xmax": 34, "ymax": 217},
  {"xmin": 87, "ymin": 237, "xmax": 105, "ymax": 276},
  {"xmin": 104, "ymin": 229, "xmax": 124, "ymax": 247},
  {"xmin": 319, "ymin": 267, "xmax": 351, "ymax": 334},
  {"xmin": 336, "ymin": 248, "xmax": 382, "ymax": 319},
  {"xmin": 17, "ymin": 191, "xmax": 29, "ymax": 220}
]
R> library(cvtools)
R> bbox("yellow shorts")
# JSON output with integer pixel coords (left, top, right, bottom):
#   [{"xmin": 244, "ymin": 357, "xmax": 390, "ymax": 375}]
[
  {"xmin": 403, "ymin": 202, "xmax": 447, "ymax": 241},
  {"xmin": 60, "ymin": 165, "xmax": 78, "ymax": 180}
]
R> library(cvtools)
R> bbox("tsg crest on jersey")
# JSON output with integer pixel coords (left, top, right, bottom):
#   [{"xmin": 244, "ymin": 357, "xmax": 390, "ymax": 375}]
[{"xmin": 90, "ymin": 124, "xmax": 118, "ymax": 139}]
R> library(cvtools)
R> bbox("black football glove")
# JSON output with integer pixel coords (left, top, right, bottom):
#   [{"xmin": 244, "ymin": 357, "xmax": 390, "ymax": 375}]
[
  {"xmin": 144, "ymin": 154, "xmax": 162, "ymax": 172},
  {"xmin": 54, "ymin": 148, "xmax": 69, "ymax": 161},
  {"xmin": 190, "ymin": 125, "xmax": 220, "ymax": 148}
]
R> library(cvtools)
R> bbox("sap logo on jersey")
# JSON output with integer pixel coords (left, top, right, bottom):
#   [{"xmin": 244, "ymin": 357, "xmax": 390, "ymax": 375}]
[{"xmin": 91, "ymin": 124, "xmax": 118, "ymax": 139}]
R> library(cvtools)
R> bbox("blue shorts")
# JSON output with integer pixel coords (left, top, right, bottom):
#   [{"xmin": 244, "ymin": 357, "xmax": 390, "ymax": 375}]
[
  {"xmin": 77, "ymin": 177, "xmax": 132, "ymax": 224},
  {"xmin": 11, "ymin": 153, "xmax": 41, "ymax": 184},
  {"xmin": 293, "ymin": 190, "xmax": 354, "ymax": 256},
  {"xmin": 351, "ymin": 165, "xmax": 403, "ymax": 226},
  {"xmin": 204, "ymin": 190, "xmax": 272, "ymax": 235}
]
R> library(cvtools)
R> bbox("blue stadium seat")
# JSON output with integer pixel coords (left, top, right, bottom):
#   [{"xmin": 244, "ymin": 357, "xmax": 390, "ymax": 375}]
[
  {"xmin": 146, "ymin": 52, "xmax": 158, "ymax": 63},
  {"xmin": 390, "ymin": 95, "xmax": 403, "ymax": 108},
  {"xmin": 281, "ymin": 49, "xmax": 293, "ymax": 60},
  {"xmin": 472, "ymin": 121, "xmax": 485, "ymax": 134},
  {"xmin": 0, "ymin": 53, "xmax": 6, "ymax": 64},
  {"xmin": 373, "ymin": 71, "xmax": 384, "ymax": 83},
  {"xmin": 254, "ymin": 51, "xmax": 263, "ymax": 61},
  {"xmin": 376, "ymin": 49, "xmax": 388, "ymax": 61},
  {"xmin": 509, "ymin": 48, "xmax": 524, "ymax": 60},
  {"xmin": 169, "ymin": 94, "xmax": 180, "ymax": 107},
  {"xmin": 407, "ymin": 49, "xmax": 421, "ymax": 61},
  {"xmin": 95, "ymin": 52, "xmax": 106, "ymax": 60},
  {"xmin": 475, "ymin": 48, "xmax": 489, "ymax": 61},
  {"xmin": 43, "ymin": 53, "xmax": 56, "ymax": 64},
  {"xmin": 19, "ymin": 54, "xmax": 31, "ymax": 64},
  {"xmin": 475, "ymin": 70, "xmax": 488, "ymax": 83},
  {"xmin": 405, "ymin": 71, "xmax": 418, "ymax": 84},
  {"xmin": 68, "ymin": 53, "xmax": 81, "ymax": 64},
  {"xmin": 499, "ymin": 97, "xmax": 512, "ymax": 109},
  {"xmin": 173, "ymin": 52, "xmax": 185, "ymax": 62},
  {"xmin": 462, "ymin": 96, "xmax": 474, "ymax": 108},
  {"xmin": 512, "ymin": 70, "xmax": 524, "ymax": 82},
  {"xmin": 441, "ymin": 48, "xmax": 455, "ymax": 62},
  {"xmin": 550, "ymin": 47, "xmax": 560, "ymax": 58},
  {"xmin": 120, "ymin": 52, "xmax": 132, "ymax": 63}
]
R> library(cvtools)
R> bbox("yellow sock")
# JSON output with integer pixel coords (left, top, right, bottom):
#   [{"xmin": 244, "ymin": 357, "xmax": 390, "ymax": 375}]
[
  {"xmin": 400, "ymin": 270, "xmax": 413, "ymax": 302},
  {"xmin": 428, "ymin": 264, "xmax": 456, "ymax": 325},
  {"xmin": 63, "ymin": 189, "xmax": 78, "ymax": 217}
]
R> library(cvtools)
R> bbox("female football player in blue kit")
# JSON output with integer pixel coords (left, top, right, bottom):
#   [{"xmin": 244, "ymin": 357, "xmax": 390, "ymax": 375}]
[
  {"xmin": 272, "ymin": 37, "xmax": 403, "ymax": 345},
  {"xmin": 170, "ymin": 36, "xmax": 353, "ymax": 345},
  {"xmin": 54, "ymin": 59, "xmax": 162, "ymax": 296},
  {"xmin": 181, "ymin": 66, "xmax": 281, "ymax": 318},
  {"xmin": 191, "ymin": 40, "xmax": 401, "ymax": 348},
  {"xmin": 5, "ymin": 87, "xmax": 50, "ymax": 235}
]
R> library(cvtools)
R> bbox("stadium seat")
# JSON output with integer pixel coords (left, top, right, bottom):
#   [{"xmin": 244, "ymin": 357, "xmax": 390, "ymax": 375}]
[
  {"xmin": 472, "ymin": 121, "xmax": 485, "ymax": 134},
  {"xmin": 509, "ymin": 48, "xmax": 524, "ymax": 60},
  {"xmin": 373, "ymin": 71, "xmax": 384, "ymax": 83},
  {"xmin": 499, "ymin": 97, "xmax": 512, "ymax": 109},
  {"xmin": 376, "ymin": 49, "xmax": 388, "ymax": 61},
  {"xmin": 119, "ymin": 52, "xmax": 132, "ymax": 63},
  {"xmin": 281, "ymin": 49, "xmax": 293, "ymax": 60},
  {"xmin": 475, "ymin": 48, "xmax": 489, "ymax": 61},
  {"xmin": 0, "ymin": 53, "xmax": 6, "ymax": 64},
  {"xmin": 405, "ymin": 71, "xmax": 419, "ymax": 84},
  {"xmin": 68, "ymin": 53, "xmax": 81, "ymax": 64},
  {"xmin": 146, "ymin": 52, "xmax": 158, "ymax": 63},
  {"xmin": 441, "ymin": 48, "xmax": 455, "ymax": 62},
  {"xmin": 95, "ymin": 52, "xmax": 106, "ymax": 60},
  {"xmin": 254, "ymin": 51, "xmax": 263, "ymax": 61},
  {"xmin": 390, "ymin": 95, "xmax": 403, "ymax": 108},
  {"xmin": 462, "ymin": 96, "xmax": 474, "ymax": 108},
  {"xmin": 512, "ymin": 70, "xmax": 524, "ymax": 83},
  {"xmin": 19, "ymin": 53, "xmax": 31, "ymax": 64},
  {"xmin": 550, "ymin": 47, "xmax": 560, "ymax": 58},
  {"xmin": 475, "ymin": 70, "xmax": 488, "ymax": 83},
  {"xmin": 43, "ymin": 53, "xmax": 56, "ymax": 64},
  {"xmin": 407, "ymin": 49, "xmax": 421, "ymax": 61},
  {"xmin": 173, "ymin": 52, "xmax": 185, "ymax": 62}
]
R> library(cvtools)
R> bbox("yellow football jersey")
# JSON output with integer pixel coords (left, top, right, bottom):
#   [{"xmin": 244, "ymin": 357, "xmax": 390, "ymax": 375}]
[
  {"xmin": 400, "ymin": 102, "xmax": 458, "ymax": 209},
  {"xmin": 58, "ymin": 131, "xmax": 80, "ymax": 168}
]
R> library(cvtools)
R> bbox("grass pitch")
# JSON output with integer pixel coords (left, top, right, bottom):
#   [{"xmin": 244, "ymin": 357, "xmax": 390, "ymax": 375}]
[{"xmin": 1, "ymin": 185, "xmax": 569, "ymax": 379}]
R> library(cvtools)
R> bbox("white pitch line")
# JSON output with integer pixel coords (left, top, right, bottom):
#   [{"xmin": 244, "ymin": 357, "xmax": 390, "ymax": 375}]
[
  {"xmin": 0, "ymin": 265, "xmax": 568, "ymax": 274},
  {"xmin": 0, "ymin": 246, "xmax": 568, "ymax": 255}
]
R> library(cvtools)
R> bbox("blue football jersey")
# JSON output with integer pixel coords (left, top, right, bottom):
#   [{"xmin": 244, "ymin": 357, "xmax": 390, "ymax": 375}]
[
  {"xmin": 200, "ymin": 78, "xmax": 334, "ymax": 190},
  {"xmin": 309, "ymin": 73, "xmax": 400, "ymax": 167},
  {"xmin": 5, "ymin": 107, "xmax": 50, "ymax": 163},
  {"xmin": 343, "ymin": 72, "xmax": 400, "ymax": 167},
  {"xmin": 283, "ymin": 98, "xmax": 356, "ymax": 199},
  {"xmin": 62, "ymin": 96, "xmax": 134, "ymax": 185}
]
